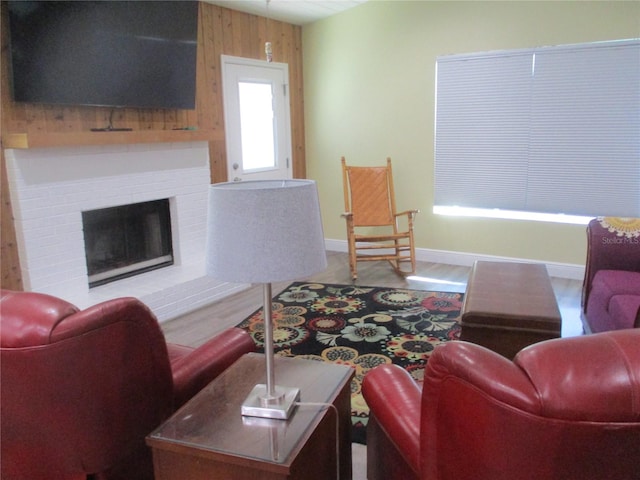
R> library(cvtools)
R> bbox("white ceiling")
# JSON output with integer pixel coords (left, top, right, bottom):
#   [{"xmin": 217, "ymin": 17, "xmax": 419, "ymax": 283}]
[{"xmin": 204, "ymin": 0, "xmax": 367, "ymax": 26}]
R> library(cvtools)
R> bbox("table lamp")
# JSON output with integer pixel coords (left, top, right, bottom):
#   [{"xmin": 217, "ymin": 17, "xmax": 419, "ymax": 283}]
[{"xmin": 205, "ymin": 179, "xmax": 327, "ymax": 419}]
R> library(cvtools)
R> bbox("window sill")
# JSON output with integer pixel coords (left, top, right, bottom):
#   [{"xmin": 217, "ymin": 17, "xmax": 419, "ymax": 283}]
[{"xmin": 433, "ymin": 206, "xmax": 591, "ymax": 225}]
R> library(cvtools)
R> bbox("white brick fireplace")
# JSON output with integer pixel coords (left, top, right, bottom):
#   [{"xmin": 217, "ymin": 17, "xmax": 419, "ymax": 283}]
[{"xmin": 5, "ymin": 142, "xmax": 247, "ymax": 322}]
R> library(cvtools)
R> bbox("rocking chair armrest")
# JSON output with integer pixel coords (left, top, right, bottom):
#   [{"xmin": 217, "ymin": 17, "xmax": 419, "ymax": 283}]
[
  {"xmin": 395, "ymin": 209, "xmax": 419, "ymax": 219},
  {"xmin": 395, "ymin": 209, "xmax": 420, "ymax": 220}
]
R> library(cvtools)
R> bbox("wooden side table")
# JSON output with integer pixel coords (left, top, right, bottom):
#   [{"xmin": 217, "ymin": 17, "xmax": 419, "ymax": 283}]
[{"xmin": 146, "ymin": 353, "xmax": 354, "ymax": 480}]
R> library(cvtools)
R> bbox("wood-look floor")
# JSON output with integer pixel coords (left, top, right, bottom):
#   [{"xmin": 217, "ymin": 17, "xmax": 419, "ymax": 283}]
[
  {"xmin": 160, "ymin": 251, "xmax": 584, "ymax": 480},
  {"xmin": 162, "ymin": 250, "xmax": 585, "ymax": 347}
]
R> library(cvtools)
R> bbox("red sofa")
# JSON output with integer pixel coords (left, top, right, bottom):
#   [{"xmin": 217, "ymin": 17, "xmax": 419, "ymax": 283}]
[
  {"xmin": 362, "ymin": 330, "xmax": 640, "ymax": 480},
  {"xmin": 582, "ymin": 217, "xmax": 640, "ymax": 332},
  {"xmin": 0, "ymin": 289, "xmax": 256, "ymax": 480}
]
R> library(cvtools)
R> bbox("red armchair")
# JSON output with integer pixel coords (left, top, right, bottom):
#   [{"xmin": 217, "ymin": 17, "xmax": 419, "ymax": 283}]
[
  {"xmin": 362, "ymin": 330, "xmax": 640, "ymax": 480},
  {"xmin": 582, "ymin": 217, "xmax": 640, "ymax": 332},
  {"xmin": 0, "ymin": 289, "xmax": 256, "ymax": 480}
]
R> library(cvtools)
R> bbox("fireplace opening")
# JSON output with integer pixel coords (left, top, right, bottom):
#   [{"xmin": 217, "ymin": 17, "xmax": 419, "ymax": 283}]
[{"xmin": 82, "ymin": 199, "xmax": 173, "ymax": 288}]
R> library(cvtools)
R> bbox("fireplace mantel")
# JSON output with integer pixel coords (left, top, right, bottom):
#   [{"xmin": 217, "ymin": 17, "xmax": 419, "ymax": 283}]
[{"xmin": 2, "ymin": 129, "xmax": 222, "ymax": 149}]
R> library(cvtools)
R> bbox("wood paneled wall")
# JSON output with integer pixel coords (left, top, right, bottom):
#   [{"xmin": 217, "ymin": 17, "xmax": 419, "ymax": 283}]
[
  {"xmin": 0, "ymin": 2, "xmax": 305, "ymax": 290},
  {"xmin": 1, "ymin": 148, "xmax": 22, "ymax": 290}
]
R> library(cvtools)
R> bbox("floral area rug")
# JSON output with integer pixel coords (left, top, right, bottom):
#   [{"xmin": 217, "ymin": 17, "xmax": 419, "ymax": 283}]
[{"xmin": 236, "ymin": 282, "xmax": 463, "ymax": 445}]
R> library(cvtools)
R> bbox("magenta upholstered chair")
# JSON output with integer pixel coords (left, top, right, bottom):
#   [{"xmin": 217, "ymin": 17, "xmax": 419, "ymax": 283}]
[
  {"xmin": 582, "ymin": 217, "xmax": 640, "ymax": 332},
  {"xmin": 0, "ymin": 290, "xmax": 256, "ymax": 480}
]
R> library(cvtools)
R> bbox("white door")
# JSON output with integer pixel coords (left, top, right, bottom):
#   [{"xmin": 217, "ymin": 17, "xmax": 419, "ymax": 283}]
[{"xmin": 221, "ymin": 55, "xmax": 292, "ymax": 182}]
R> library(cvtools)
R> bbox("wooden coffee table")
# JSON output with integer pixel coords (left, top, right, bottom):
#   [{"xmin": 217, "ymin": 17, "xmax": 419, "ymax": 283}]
[
  {"xmin": 146, "ymin": 353, "xmax": 354, "ymax": 480},
  {"xmin": 460, "ymin": 261, "xmax": 562, "ymax": 359}
]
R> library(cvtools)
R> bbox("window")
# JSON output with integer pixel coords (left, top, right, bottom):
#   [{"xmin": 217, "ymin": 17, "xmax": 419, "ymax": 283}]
[
  {"xmin": 434, "ymin": 39, "xmax": 640, "ymax": 222},
  {"xmin": 238, "ymin": 81, "xmax": 276, "ymax": 171}
]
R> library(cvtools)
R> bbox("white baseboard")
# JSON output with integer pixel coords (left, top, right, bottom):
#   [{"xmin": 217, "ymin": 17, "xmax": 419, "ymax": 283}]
[{"xmin": 324, "ymin": 239, "xmax": 585, "ymax": 280}]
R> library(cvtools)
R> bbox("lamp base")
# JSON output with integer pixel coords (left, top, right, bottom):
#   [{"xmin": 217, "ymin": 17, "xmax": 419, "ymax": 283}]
[{"xmin": 241, "ymin": 384, "xmax": 300, "ymax": 420}]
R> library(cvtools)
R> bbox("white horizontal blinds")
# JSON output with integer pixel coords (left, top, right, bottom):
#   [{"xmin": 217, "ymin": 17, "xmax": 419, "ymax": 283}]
[
  {"xmin": 435, "ymin": 53, "xmax": 533, "ymax": 209},
  {"xmin": 434, "ymin": 40, "xmax": 640, "ymax": 218},
  {"xmin": 527, "ymin": 42, "xmax": 640, "ymax": 217}
]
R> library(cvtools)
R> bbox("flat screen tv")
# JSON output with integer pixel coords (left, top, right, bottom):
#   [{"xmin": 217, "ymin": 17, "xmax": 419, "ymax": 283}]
[{"xmin": 7, "ymin": 1, "xmax": 198, "ymax": 110}]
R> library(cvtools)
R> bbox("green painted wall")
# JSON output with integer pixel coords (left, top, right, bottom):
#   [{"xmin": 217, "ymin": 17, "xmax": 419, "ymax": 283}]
[{"xmin": 302, "ymin": 0, "xmax": 639, "ymax": 266}]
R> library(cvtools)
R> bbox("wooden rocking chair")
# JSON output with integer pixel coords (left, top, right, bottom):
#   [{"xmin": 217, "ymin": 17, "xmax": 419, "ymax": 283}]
[{"xmin": 341, "ymin": 157, "xmax": 418, "ymax": 280}]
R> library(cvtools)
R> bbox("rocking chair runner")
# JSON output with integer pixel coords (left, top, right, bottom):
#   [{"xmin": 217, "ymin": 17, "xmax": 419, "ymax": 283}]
[{"xmin": 341, "ymin": 157, "xmax": 418, "ymax": 280}]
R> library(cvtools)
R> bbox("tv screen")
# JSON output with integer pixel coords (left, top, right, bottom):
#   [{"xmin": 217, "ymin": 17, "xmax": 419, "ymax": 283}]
[{"xmin": 8, "ymin": 1, "xmax": 198, "ymax": 110}]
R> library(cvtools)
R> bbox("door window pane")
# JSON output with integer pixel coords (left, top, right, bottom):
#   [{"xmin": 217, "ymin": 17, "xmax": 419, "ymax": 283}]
[{"xmin": 239, "ymin": 81, "xmax": 275, "ymax": 171}]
